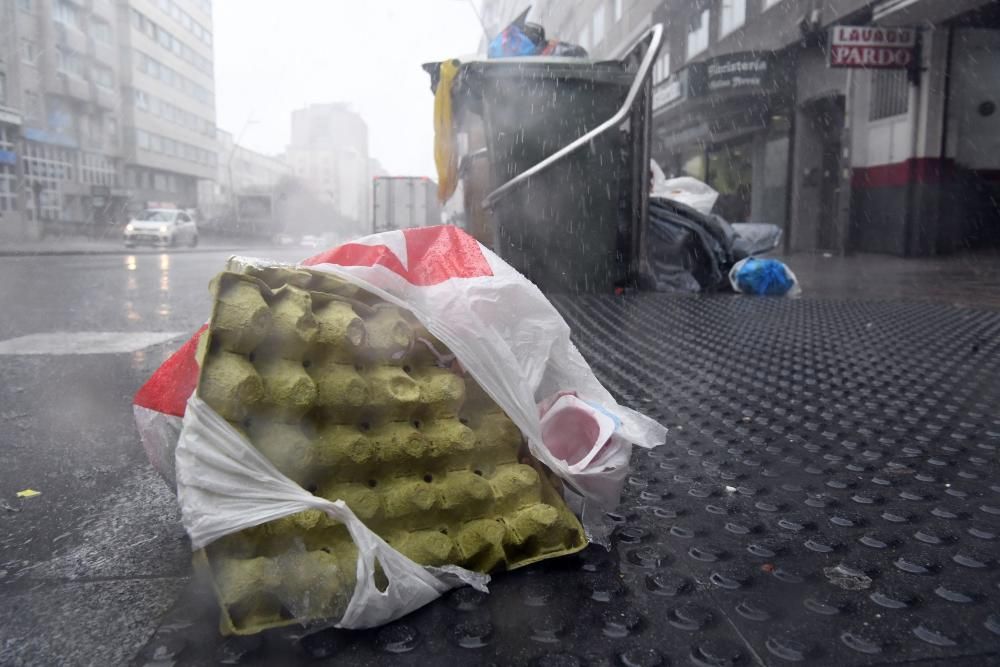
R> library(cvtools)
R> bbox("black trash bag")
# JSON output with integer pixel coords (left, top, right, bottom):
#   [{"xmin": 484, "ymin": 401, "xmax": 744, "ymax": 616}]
[{"xmin": 645, "ymin": 197, "xmax": 738, "ymax": 292}]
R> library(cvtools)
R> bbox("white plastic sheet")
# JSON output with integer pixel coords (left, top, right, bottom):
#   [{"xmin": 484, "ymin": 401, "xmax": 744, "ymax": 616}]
[
  {"xmin": 141, "ymin": 226, "xmax": 666, "ymax": 627},
  {"xmin": 178, "ymin": 395, "xmax": 488, "ymax": 630}
]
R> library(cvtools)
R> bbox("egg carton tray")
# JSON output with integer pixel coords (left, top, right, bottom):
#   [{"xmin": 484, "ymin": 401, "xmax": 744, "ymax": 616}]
[{"xmin": 192, "ymin": 261, "xmax": 587, "ymax": 634}]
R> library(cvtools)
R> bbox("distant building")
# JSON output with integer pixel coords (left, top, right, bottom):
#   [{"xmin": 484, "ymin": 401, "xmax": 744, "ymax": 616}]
[
  {"xmin": 198, "ymin": 128, "xmax": 290, "ymax": 232},
  {"xmin": 285, "ymin": 103, "xmax": 370, "ymax": 231},
  {"xmin": 118, "ymin": 0, "xmax": 217, "ymax": 213}
]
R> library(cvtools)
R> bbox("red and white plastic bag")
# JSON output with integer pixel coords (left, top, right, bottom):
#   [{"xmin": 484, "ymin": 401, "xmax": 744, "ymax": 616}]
[{"xmin": 133, "ymin": 226, "xmax": 666, "ymax": 627}]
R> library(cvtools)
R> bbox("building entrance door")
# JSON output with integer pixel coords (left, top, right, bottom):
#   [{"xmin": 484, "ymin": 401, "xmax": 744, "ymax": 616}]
[{"xmin": 802, "ymin": 95, "xmax": 846, "ymax": 251}]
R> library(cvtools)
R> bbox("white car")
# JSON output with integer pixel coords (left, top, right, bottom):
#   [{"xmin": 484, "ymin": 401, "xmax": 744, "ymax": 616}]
[
  {"xmin": 124, "ymin": 209, "xmax": 199, "ymax": 248},
  {"xmin": 299, "ymin": 234, "xmax": 321, "ymax": 248}
]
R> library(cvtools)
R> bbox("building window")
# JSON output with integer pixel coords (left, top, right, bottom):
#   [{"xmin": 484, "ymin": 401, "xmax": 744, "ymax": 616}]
[
  {"xmin": 719, "ymin": 0, "xmax": 746, "ymax": 38},
  {"xmin": 653, "ymin": 49, "xmax": 671, "ymax": 84},
  {"xmin": 579, "ymin": 24, "xmax": 591, "ymax": 51},
  {"xmin": 17, "ymin": 0, "xmax": 32, "ymax": 12},
  {"xmin": 592, "ymin": 4, "xmax": 606, "ymax": 46},
  {"xmin": 22, "ymin": 39, "xmax": 37, "ymax": 65},
  {"xmin": 0, "ymin": 73, "xmax": 5, "ymax": 103},
  {"xmin": 57, "ymin": 49, "xmax": 85, "ymax": 78},
  {"xmin": 94, "ymin": 66, "xmax": 114, "ymax": 89},
  {"xmin": 614, "ymin": 0, "xmax": 623, "ymax": 22},
  {"xmin": 686, "ymin": 9, "xmax": 710, "ymax": 61},
  {"xmin": 870, "ymin": 69, "xmax": 909, "ymax": 120},
  {"xmin": 763, "ymin": 0, "xmax": 783, "ymax": 8},
  {"xmin": 0, "ymin": 126, "xmax": 17, "ymax": 212},
  {"xmin": 24, "ymin": 90, "xmax": 41, "ymax": 119},
  {"xmin": 54, "ymin": 0, "xmax": 81, "ymax": 30},
  {"xmin": 92, "ymin": 19, "xmax": 112, "ymax": 45}
]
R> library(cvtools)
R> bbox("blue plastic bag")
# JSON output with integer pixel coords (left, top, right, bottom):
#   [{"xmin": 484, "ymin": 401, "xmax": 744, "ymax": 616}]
[
  {"xmin": 488, "ymin": 24, "xmax": 541, "ymax": 58},
  {"xmin": 728, "ymin": 258, "xmax": 800, "ymax": 296}
]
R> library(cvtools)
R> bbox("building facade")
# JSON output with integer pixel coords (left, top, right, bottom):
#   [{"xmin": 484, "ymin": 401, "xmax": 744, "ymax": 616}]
[
  {"xmin": 1, "ymin": 0, "xmax": 126, "ymax": 239},
  {"xmin": 651, "ymin": 0, "xmax": 1000, "ymax": 255},
  {"xmin": 0, "ymin": 0, "xmax": 216, "ymax": 241},
  {"xmin": 197, "ymin": 128, "xmax": 290, "ymax": 232},
  {"xmin": 285, "ymin": 103, "xmax": 370, "ymax": 230},
  {"xmin": 118, "ymin": 0, "xmax": 216, "ymax": 213}
]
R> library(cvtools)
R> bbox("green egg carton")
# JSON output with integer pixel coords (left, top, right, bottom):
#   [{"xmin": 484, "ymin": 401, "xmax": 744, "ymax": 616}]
[{"xmin": 193, "ymin": 264, "xmax": 587, "ymax": 635}]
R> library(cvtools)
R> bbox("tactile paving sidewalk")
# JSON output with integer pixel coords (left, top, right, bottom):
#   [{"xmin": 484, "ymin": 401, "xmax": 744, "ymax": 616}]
[{"xmin": 137, "ymin": 295, "xmax": 1000, "ymax": 666}]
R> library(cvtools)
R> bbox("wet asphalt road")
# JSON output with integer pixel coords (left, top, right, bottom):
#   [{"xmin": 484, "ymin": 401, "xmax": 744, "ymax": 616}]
[{"xmin": 0, "ymin": 247, "xmax": 303, "ymax": 666}]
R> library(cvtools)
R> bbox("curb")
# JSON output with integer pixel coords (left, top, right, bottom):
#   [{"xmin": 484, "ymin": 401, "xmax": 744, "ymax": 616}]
[{"xmin": 0, "ymin": 246, "xmax": 258, "ymax": 257}]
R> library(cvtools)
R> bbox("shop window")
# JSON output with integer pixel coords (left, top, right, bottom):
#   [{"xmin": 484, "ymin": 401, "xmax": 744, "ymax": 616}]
[
  {"xmin": 686, "ymin": 9, "xmax": 710, "ymax": 61},
  {"xmin": 707, "ymin": 141, "xmax": 753, "ymax": 222},
  {"xmin": 682, "ymin": 150, "xmax": 706, "ymax": 181},
  {"xmin": 719, "ymin": 0, "xmax": 746, "ymax": 38},
  {"xmin": 24, "ymin": 90, "xmax": 41, "ymax": 119},
  {"xmin": 870, "ymin": 69, "xmax": 909, "ymax": 121}
]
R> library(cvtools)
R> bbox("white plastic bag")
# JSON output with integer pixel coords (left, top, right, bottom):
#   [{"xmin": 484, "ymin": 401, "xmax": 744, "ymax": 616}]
[
  {"xmin": 136, "ymin": 225, "xmax": 666, "ymax": 626},
  {"xmin": 650, "ymin": 164, "xmax": 719, "ymax": 215},
  {"xmin": 178, "ymin": 395, "xmax": 488, "ymax": 629},
  {"xmin": 295, "ymin": 227, "xmax": 666, "ymax": 515}
]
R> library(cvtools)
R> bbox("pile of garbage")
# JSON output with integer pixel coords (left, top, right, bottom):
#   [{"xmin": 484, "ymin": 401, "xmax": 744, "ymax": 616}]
[
  {"xmin": 134, "ymin": 226, "xmax": 665, "ymax": 634},
  {"xmin": 647, "ymin": 165, "xmax": 800, "ymax": 296}
]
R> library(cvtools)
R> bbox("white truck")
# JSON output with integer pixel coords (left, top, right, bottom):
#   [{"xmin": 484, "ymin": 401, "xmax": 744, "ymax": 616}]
[{"xmin": 372, "ymin": 176, "xmax": 441, "ymax": 233}]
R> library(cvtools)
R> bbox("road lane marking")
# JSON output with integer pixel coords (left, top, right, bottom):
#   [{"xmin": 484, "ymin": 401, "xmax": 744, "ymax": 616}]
[{"xmin": 0, "ymin": 332, "xmax": 184, "ymax": 355}]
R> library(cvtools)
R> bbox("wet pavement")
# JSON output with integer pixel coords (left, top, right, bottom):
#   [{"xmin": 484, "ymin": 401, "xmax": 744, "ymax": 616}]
[
  {"xmin": 787, "ymin": 250, "xmax": 1000, "ymax": 310},
  {"xmin": 0, "ymin": 247, "xmax": 301, "ymax": 666},
  {"xmin": 0, "ymin": 246, "xmax": 998, "ymax": 665}
]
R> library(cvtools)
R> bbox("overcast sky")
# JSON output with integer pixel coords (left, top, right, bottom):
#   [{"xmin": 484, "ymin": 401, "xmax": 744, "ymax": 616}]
[{"xmin": 212, "ymin": 1, "xmax": 486, "ymax": 177}]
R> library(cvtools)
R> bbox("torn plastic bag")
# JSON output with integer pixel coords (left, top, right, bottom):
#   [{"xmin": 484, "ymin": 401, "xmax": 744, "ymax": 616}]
[
  {"xmin": 135, "ymin": 226, "xmax": 666, "ymax": 535},
  {"xmin": 178, "ymin": 395, "xmax": 488, "ymax": 630}
]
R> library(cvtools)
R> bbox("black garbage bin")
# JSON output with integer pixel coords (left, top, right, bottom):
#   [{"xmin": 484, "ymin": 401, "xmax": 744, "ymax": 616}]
[{"xmin": 426, "ymin": 26, "xmax": 662, "ymax": 293}]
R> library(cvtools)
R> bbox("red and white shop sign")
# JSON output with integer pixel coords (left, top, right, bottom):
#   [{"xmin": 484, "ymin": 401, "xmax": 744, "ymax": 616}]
[{"xmin": 829, "ymin": 26, "xmax": 916, "ymax": 68}]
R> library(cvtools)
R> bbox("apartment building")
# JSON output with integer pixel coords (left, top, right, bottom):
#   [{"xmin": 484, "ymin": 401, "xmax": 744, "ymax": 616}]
[
  {"xmin": 1, "ymin": 0, "xmax": 126, "ymax": 239},
  {"xmin": 118, "ymin": 0, "xmax": 216, "ymax": 212},
  {"xmin": 0, "ymin": 0, "xmax": 217, "ymax": 240}
]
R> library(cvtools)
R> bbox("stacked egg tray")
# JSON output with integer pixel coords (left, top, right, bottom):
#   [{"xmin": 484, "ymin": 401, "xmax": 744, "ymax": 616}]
[{"xmin": 191, "ymin": 262, "xmax": 587, "ymax": 635}]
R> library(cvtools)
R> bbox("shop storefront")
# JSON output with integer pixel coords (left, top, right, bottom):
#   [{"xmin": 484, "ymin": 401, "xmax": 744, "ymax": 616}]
[
  {"xmin": 0, "ymin": 106, "xmax": 28, "ymax": 239},
  {"xmin": 652, "ymin": 50, "xmax": 794, "ymax": 225}
]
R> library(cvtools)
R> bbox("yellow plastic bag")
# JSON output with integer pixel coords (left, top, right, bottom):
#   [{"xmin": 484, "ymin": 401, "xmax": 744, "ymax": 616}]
[{"xmin": 433, "ymin": 59, "xmax": 460, "ymax": 203}]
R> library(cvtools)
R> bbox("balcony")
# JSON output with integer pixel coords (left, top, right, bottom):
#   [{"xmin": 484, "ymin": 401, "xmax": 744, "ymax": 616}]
[
  {"xmin": 46, "ymin": 70, "xmax": 92, "ymax": 102},
  {"xmin": 94, "ymin": 85, "xmax": 118, "ymax": 111},
  {"xmin": 53, "ymin": 22, "xmax": 88, "ymax": 55}
]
